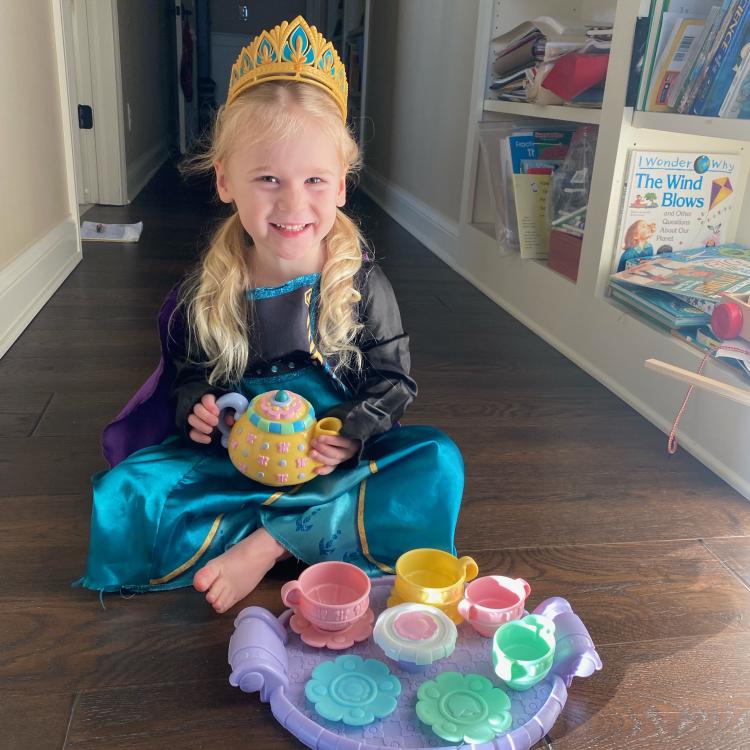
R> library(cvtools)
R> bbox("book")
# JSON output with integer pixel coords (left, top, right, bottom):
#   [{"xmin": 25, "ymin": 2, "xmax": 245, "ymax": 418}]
[
  {"xmin": 719, "ymin": 42, "xmax": 750, "ymax": 115},
  {"xmin": 637, "ymin": 0, "xmax": 720, "ymax": 110},
  {"xmin": 610, "ymin": 252, "xmax": 750, "ymax": 301},
  {"xmin": 503, "ymin": 128, "xmax": 575, "ymax": 259},
  {"xmin": 540, "ymin": 52, "xmax": 609, "ymax": 101},
  {"xmin": 666, "ymin": 5, "xmax": 721, "ymax": 107},
  {"xmin": 646, "ymin": 15, "xmax": 707, "ymax": 110},
  {"xmin": 676, "ymin": 0, "xmax": 742, "ymax": 112},
  {"xmin": 609, "ymin": 278, "xmax": 712, "ymax": 327},
  {"xmin": 692, "ymin": 0, "xmax": 750, "ymax": 114},
  {"xmin": 612, "ymin": 150, "xmax": 741, "ymax": 273}
]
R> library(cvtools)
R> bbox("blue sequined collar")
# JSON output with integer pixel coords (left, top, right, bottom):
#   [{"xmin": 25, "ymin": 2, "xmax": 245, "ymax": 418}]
[{"xmin": 246, "ymin": 273, "xmax": 321, "ymax": 300}]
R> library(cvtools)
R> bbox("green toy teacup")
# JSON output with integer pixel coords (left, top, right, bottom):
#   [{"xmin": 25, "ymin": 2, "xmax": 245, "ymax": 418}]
[{"xmin": 491, "ymin": 614, "xmax": 556, "ymax": 691}]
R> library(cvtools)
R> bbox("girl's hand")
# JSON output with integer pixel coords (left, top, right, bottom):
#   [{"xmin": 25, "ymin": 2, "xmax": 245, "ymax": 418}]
[
  {"xmin": 187, "ymin": 393, "xmax": 226, "ymax": 444},
  {"xmin": 310, "ymin": 435, "xmax": 361, "ymax": 475}
]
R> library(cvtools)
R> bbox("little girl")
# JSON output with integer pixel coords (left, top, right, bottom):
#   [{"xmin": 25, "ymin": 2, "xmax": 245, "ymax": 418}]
[{"xmin": 77, "ymin": 17, "xmax": 464, "ymax": 613}]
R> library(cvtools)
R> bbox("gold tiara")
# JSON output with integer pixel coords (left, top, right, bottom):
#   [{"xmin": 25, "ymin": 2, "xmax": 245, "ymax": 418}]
[{"xmin": 227, "ymin": 16, "xmax": 348, "ymax": 120}]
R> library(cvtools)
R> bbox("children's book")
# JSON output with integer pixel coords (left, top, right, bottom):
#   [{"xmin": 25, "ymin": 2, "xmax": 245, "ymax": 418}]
[
  {"xmin": 503, "ymin": 127, "xmax": 575, "ymax": 258},
  {"xmin": 676, "ymin": 0, "xmax": 743, "ymax": 112},
  {"xmin": 666, "ymin": 5, "xmax": 722, "ymax": 107},
  {"xmin": 646, "ymin": 14, "xmax": 707, "ymax": 110},
  {"xmin": 609, "ymin": 252, "xmax": 750, "ymax": 301},
  {"xmin": 612, "ymin": 150, "xmax": 741, "ymax": 273},
  {"xmin": 638, "ymin": 0, "xmax": 723, "ymax": 109},
  {"xmin": 609, "ymin": 278, "xmax": 712, "ymax": 327},
  {"xmin": 692, "ymin": 0, "xmax": 750, "ymax": 114},
  {"xmin": 719, "ymin": 39, "xmax": 750, "ymax": 116}
]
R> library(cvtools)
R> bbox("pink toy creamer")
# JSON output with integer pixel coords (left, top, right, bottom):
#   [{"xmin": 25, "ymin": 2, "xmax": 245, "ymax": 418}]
[
  {"xmin": 458, "ymin": 576, "xmax": 531, "ymax": 637},
  {"xmin": 281, "ymin": 561, "xmax": 370, "ymax": 632}
]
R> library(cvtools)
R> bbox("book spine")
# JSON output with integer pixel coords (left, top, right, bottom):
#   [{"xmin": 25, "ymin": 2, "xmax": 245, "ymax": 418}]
[
  {"xmin": 719, "ymin": 47, "xmax": 750, "ymax": 115},
  {"xmin": 667, "ymin": 6, "xmax": 719, "ymax": 108},
  {"xmin": 638, "ymin": 0, "xmax": 668, "ymax": 109},
  {"xmin": 676, "ymin": 0, "xmax": 737, "ymax": 113},
  {"xmin": 692, "ymin": 0, "xmax": 750, "ymax": 115}
]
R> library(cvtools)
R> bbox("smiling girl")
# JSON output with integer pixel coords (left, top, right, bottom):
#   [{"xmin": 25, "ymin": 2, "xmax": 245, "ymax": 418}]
[{"xmin": 77, "ymin": 17, "xmax": 464, "ymax": 614}]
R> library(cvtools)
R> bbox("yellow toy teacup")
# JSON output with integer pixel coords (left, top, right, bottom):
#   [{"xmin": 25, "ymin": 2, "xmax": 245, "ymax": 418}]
[
  {"xmin": 215, "ymin": 389, "xmax": 342, "ymax": 487},
  {"xmin": 387, "ymin": 548, "xmax": 478, "ymax": 624}
]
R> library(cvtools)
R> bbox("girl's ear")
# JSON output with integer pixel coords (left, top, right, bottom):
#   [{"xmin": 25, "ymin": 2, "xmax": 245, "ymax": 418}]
[
  {"xmin": 336, "ymin": 175, "xmax": 346, "ymax": 208},
  {"xmin": 214, "ymin": 160, "xmax": 233, "ymax": 203}
]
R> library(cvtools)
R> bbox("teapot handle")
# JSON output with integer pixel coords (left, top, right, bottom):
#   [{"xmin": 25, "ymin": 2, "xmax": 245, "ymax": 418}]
[
  {"xmin": 215, "ymin": 393, "xmax": 249, "ymax": 448},
  {"xmin": 313, "ymin": 417, "xmax": 343, "ymax": 439}
]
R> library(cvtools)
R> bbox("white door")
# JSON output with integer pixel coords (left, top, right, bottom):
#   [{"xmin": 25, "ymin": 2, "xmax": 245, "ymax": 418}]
[
  {"xmin": 70, "ymin": 0, "xmax": 99, "ymax": 205},
  {"xmin": 175, "ymin": 0, "xmax": 199, "ymax": 154}
]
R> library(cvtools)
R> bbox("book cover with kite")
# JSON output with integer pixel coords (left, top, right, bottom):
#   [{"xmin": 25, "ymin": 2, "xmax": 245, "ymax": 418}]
[{"xmin": 612, "ymin": 150, "xmax": 741, "ymax": 273}]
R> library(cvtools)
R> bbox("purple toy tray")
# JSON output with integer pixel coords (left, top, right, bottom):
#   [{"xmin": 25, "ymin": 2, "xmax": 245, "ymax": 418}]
[{"xmin": 228, "ymin": 578, "xmax": 601, "ymax": 750}]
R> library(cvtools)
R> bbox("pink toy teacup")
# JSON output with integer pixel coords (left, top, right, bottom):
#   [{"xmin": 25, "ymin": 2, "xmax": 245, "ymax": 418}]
[
  {"xmin": 458, "ymin": 575, "xmax": 531, "ymax": 637},
  {"xmin": 281, "ymin": 561, "xmax": 371, "ymax": 632}
]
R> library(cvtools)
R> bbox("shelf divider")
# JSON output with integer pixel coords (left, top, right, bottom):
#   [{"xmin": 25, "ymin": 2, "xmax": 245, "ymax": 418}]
[{"xmin": 483, "ymin": 99, "xmax": 602, "ymax": 124}]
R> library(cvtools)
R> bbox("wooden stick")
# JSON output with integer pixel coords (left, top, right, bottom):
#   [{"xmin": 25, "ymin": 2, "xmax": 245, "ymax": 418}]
[{"xmin": 644, "ymin": 358, "xmax": 750, "ymax": 407}]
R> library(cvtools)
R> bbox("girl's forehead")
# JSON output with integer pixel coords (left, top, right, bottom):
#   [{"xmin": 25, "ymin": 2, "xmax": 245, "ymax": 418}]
[{"xmin": 229, "ymin": 127, "xmax": 342, "ymax": 172}]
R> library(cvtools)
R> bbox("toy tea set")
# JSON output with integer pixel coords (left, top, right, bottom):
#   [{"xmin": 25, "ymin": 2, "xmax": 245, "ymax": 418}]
[{"xmin": 228, "ymin": 548, "xmax": 602, "ymax": 749}]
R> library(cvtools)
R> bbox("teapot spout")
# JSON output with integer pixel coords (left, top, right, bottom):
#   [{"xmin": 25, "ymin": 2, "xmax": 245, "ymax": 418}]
[{"xmin": 313, "ymin": 417, "xmax": 343, "ymax": 439}]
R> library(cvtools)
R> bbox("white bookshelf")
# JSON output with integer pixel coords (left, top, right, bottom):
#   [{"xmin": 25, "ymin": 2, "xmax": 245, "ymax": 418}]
[
  {"xmin": 445, "ymin": 0, "xmax": 750, "ymax": 499},
  {"xmin": 483, "ymin": 100, "xmax": 602, "ymax": 124}
]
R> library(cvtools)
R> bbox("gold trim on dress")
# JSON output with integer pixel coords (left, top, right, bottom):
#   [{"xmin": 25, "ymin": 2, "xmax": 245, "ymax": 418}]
[
  {"xmin": 357, "ymin": 479, "xmax": 394, "ymax": 574},
  {"xmin": 369, "ymin": 460, "xmax": 378, "ymax": 474},
  {"xmin": 149, "ymin": 513, "xmax": 224, "ymax": 585}
]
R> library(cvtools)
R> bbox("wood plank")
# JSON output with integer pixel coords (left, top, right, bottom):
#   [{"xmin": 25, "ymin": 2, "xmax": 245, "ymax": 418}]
[
  {"xmin": 703, "ymin": 537, "xmax": 750, "ymax": 589},
  {"xmin": 0, "ymin": 690, "xmax": 74, "ymax": 750},
  {"xmin": 460, "ymin": 544, "xmax": 750, "ymax": 645},
  {"xmin": 550, "ymin": 633, "xmax": 750, "ymax": 749}
]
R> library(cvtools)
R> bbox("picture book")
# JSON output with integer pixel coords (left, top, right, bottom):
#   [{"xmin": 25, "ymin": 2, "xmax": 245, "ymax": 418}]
[
  {"xmin": 646, "ymin": 14, "xmax": 707, "ymax": 111},
  {"xmin": 692, "ymin": 0, "xmax": 750, "ymax": 115},
  {"xmin": 609, "ymin": 278, "xmax": 712, "ymax": 327},
  {"xmin": 612, "ymin": 150, "xmax": 741, "ymax": 273},
  {"xmin": 666, "ymin": 5, "xmax": 722, "ymax": 107},
  {"xmin": 503, "ymin": 128, "xmax": 575, "ymax": 259},
  {"xmin": 638, "ymin": 0, "xmax": 723, "ymax": 109},
  {"xmin": 719, "ymin": 39, "xmax": 750, "ymax": 116},
  {"xmin": 609, "ymin": 253, "xmax": 750, "ymax": 301},
  {"xmin": 675, "ymin": 0, "xmax": 747, "ymax": 114}
]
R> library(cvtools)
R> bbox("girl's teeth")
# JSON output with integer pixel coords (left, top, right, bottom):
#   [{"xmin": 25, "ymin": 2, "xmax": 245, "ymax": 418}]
[{"xmin": 275, "ymin": 223, "xmax": 306, "ymax": 231}]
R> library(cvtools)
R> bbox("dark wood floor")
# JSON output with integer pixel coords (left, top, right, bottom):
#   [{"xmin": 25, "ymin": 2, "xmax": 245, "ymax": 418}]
[{"xmin": 3, "ymin": 164, "xmax": 750, "ymax": 749}]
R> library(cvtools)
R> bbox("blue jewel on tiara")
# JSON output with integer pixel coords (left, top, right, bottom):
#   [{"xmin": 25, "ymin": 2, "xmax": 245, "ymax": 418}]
[
  {"xmin": 256, "ymin": 38, "xmax": 276, "ymax": 65},
  {"xmin": 320, "ymin": 49, "xmax": 335, "ymax": 76},
  {"xmin": 284, "ymin": 25, "xmax": 315, "ymax": 64}
]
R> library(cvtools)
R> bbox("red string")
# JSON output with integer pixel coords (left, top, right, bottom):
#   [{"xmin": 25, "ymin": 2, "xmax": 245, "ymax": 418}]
[{"xmin": 667, "ymin": 343, "xmax": 750, "ymax": 454}]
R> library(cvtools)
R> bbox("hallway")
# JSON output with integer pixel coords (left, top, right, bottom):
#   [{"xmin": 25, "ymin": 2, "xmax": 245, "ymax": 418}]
[{"xmin": 2, "ymin": 164, "xmax": 750, "ymax": 748}]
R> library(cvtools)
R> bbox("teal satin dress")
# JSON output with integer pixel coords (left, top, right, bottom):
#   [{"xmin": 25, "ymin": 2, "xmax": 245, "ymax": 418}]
[{"xmin": 77, "ymin": 274, "xmax": 464, "ymax": 593}]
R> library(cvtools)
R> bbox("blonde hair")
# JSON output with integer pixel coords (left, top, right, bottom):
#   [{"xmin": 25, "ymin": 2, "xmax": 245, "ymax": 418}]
[{"xmin": 179, "ymin": 81, "xmax": 365, "ymax": 386}]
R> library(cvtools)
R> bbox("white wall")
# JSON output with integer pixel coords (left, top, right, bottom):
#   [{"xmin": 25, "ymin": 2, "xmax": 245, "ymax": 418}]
[
  {"xmin": 363, "ymin": 0, "xmax": 480, "ymax": 225},
  {"xmin": 0, "ymin": 1, "xmax": 81, "ymax": 357}
]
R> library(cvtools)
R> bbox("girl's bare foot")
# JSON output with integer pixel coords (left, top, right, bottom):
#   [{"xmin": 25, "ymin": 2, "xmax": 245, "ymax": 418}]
[{"xmin": 193, "ymin": 528, "xmax": 288, "ymax": 613}]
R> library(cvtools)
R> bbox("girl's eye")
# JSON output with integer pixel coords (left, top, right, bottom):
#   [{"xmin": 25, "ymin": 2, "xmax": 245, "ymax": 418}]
[
  {"xmin": 306, "ymin": 177, "xmax": 323, "ymax": 184},
  {"xmin": 259, "ymin": 175, "xmax": 278, "ymax": 184}
]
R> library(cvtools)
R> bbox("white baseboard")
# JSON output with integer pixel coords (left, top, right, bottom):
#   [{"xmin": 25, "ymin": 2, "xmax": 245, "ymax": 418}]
[
  {"xmin": 127, "ymin": 140, "xmax": 170, "ymax": 202},
  {"xmin": 359, "ymin": 167, "xmax": 460, "ymax": 259},
  {"xmin": 0, "ymin": 217, "xmax": 81, "ymax": 358}
]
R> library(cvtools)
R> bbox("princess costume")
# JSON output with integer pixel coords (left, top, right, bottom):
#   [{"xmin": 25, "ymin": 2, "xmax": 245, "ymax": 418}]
[
  {"xmin": 76, "ymin": 17, "xmax": 464, "ymax": 594},
  {"xmin": 76, "ymin": 250, "xmax": 464, "ymax": 592}
]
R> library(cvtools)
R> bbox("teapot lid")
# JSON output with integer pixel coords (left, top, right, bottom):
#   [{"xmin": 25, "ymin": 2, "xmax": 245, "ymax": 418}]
[{"xmin": 248, "ymin": 390, "xmax": 315, "ymax": 434}]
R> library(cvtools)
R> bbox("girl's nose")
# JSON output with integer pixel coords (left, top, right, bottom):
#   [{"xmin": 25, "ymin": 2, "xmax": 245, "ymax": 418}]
[{"xmin": 277, "ymin": 184, "xmax": 305, "ymax": 213}]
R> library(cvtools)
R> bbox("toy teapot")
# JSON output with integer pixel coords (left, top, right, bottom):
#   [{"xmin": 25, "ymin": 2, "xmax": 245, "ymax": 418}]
[{"xmin": 215, "ymin": 389, "xmax": 343, "ymax": 487}]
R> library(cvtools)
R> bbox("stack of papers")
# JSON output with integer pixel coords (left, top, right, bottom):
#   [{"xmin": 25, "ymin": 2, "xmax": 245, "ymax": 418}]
[{"xmin": 81, "ymin": 221, "xmax": 143, "ymax": 243}]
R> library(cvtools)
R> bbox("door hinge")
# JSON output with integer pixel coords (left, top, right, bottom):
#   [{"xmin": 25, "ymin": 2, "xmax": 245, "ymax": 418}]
[{"xmin": 78, "ymin": 104, "xmax": 93, "ymax": 129}]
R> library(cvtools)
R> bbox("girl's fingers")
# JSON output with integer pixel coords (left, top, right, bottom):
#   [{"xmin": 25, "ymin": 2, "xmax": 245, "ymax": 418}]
[
  {"xmin": 189, "ymin": 428, "xmax": 212, "ymax": 444},
  {"xmin": 187, "ymin": 413, "xmax": 214, "ymax": 434},
  {"xmin": 313, "ymin": 464, "xmax": 335, "ymax": 476},
  {"xmin": 193, "ymin": 403, "xmax": 219, "ymax": 426}
]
